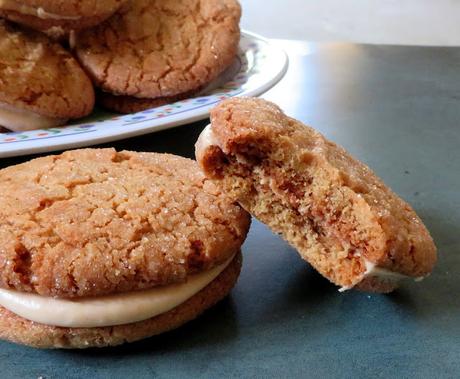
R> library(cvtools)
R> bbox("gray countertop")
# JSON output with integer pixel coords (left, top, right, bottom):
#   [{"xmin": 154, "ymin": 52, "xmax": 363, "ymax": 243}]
[{"xmin": 1, "ymin": 42, "xmax": 459, "ymax": 378}]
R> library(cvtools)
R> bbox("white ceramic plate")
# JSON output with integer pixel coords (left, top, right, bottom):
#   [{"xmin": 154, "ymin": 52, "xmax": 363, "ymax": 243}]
[{"xmin": 0, "ymin": 31, "xmax": 288, "ymax": 158}]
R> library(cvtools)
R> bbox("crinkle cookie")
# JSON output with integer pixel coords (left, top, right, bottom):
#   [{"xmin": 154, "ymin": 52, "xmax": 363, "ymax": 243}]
[
  {"xmin": 74, "ymin": 0, "xmax": 241, "ymax": 113},
  {"xmin": 0, "ymin": 20, "xmax": 94, "ymax": 131},
  {"xmin": 196, "ymin": 98, "xmax": 437, "ymax": 293},
  {"xmin": 0, "ymin": 148, "xmax": 250, "ymax": 348}
]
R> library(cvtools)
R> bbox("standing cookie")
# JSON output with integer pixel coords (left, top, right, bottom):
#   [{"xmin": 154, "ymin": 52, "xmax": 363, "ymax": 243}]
[
  {"xmin": 0, "ymin": 149, "xmax": 250, "ymax": 348},
  {"xmin": 74, "ymin": 0, "xmax": 241, "ymax": 113},
  {"xmin": 196, "ymin": 98, "xmax": 437, "ymax": 293},
  {"xmin": 0, "ymin": 0, "xmax": 128, "ymax": 33},
  {"xmin": 0, "ymin": 20, "xmax": 94, "ymax": 131}
]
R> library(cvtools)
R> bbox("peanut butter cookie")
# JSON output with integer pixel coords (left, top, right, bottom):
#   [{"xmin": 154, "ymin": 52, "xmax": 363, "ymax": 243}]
[
  {"xmin": 0, "ymin": 20, "xmax": 94, "ymax": 131},
  {"xmin": 0, "ymin": 148, "xmax": 250, "ymax": 298},
  {"xmin": 74, "ymin": 0, "xmax": 241, "ymax": 113},
  {"xmin": 196, "ymin": 98, "xmax": 437, "ymax": 293},
  {"xmin": 0, "ymin": 148, "xmax": 249, "ymax": 348}
]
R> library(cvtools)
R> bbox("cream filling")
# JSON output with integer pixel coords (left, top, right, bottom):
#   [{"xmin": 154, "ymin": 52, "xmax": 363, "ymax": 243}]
[
  {"xmin": 0, "ymin": 255, "xmax": 235, "ymax": 328},
  {"xmin": 196, "ymin": 124, "xmax": 254, "ymax": 165},
  {"xmin": 195, "ymin": 124, "xmax": 221, "ymax": 154},
  {"xmin": 0, "ymin": 103, "xmax": 67, "ymax": 131},
  {"xmin": 339, "ymin": 258, "xmax": 425, "ymax": 292},
  {"xmin": 0, "ymin": 0, "xmax": 81, "ymax": 20}
]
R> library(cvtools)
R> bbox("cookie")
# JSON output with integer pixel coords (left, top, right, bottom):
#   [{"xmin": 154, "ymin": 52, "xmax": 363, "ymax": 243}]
[
  {"xmin": 196, "ymin": 98, "xmax": 437, "ymax": 293},
  {"xmin": 74, "ymin": 0, "xmax": 241, "ymax": 113},
  {"xmin": 0, "ymin": 149, "xmax": 250, "ymax": 348},
  {"xmin": 0, "ymin": 20, "xmax": 95, "ymax": 131},
  {"xmin": 97, "ymin": 86, "xmax": 204, "ymax": 114},
  {"xmin": 0, "ymin": 0, "xmax": 128, "ymax": 33}
]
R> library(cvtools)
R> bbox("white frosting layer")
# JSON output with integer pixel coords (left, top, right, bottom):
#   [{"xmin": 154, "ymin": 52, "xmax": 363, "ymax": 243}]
[
  {"xmin": 0, "ymin": 103, "xmax": 66, "ymax": 131},
  {"xmin": 364, "ymin": 259, "xmax": 423, "ymax": 281},
  {"xmin": 339, "ymin": 258, "xmax": 425, "ymax": 292},
  {"xmin": 195, "ymin": 124, "xmax": 220, "ymax": 154},
  {"xmin": 0, "ymin": 0, "xmax": 81, "ymax": 20},
  {"xmin": 0, "ymin": 255, "xmax": 235, "ymax": 328},
  {"xmin": 195, "ymin": 124, "xmax": 252, "ymax": 165}
]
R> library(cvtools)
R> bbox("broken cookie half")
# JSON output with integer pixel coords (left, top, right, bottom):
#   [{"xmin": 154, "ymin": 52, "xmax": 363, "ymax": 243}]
[{"xmin": 196, "ymin": 97, "xmax": 437, "ymax": 293}]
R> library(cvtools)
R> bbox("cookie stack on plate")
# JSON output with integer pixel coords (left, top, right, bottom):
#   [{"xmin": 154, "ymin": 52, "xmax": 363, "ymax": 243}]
[{"xmin": 0, "ymin": 0, "xmax": 241, "ymax": 131}]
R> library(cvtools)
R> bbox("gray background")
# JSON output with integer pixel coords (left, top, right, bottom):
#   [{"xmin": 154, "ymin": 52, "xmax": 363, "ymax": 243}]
[
  {"xmin": 239, "ymin": 0, "xmax": 460, "ymax": 46},
  {"xmin": 0, "ymin": 43, "xmax": 459, "ymax": 378}
]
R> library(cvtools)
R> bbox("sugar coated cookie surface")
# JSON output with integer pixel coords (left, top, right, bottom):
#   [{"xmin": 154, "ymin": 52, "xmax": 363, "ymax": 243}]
[
  {"xmin": 196, "ymin": 98, "xmax": 437, "ymax": 293},
  {"xmin": 0, "ymin": 0, "xmax": 128, "ymax": 32},
  {"xmin": 0, "ymin": 20, "xmax": 94, "ymax": 125},
  {"xmin": 0, "ymin": 149, "xmax": 250, "ymax": 298},
  {"xmin": 74, "ymin": 0, "xmax": 241, "ymax": 102}
]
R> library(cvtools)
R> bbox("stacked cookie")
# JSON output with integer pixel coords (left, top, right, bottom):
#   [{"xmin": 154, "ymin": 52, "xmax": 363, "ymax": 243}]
[
  {"xmin": 0, "ymin": 149, "xmax": 250, "ymax": 348},
  {"xmin": 0, "ymin": 0, "xmax": 241, "ymax": 131}
]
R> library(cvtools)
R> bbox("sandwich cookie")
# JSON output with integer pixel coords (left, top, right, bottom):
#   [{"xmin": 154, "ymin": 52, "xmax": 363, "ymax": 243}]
[
  {"xmin": 196, "ymin": 98, "xmax": 437, "ymax": 293},
  {"xmin": 0, "ymin": 20, "xmax": 94, "ymax": 131},
  {"xmin": 0, "ymin": 0, "xmax": 128, "ymax": 33},
  {"xmin": 0, "ymin": 149, "xmax": 250, "ymax": 348},
  {"xmin": 73, "ymin": 0, "xmax": 241, "ymax": 113}
]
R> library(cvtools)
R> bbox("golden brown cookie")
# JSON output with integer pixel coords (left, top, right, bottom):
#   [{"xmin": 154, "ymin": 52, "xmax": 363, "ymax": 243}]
[
  {"xmin": 0, "ymin": 252, "xmax": 242, "ymax": 349},
  {"xmin": 0, "ymin": 148, "xmax": 250, "ymax": 298},
  {"xmin": 0, "ymin": 0, "xmax": 128, "ymax": 33},
  {"xmin": 196, "ymin": 98, "xmax": 437, "ymax": 293},
  {"xmin": 0, "ymin": 149, "xmax": 249, "ymax": 348},
  {"xmin": 74, "ymin": 0, "xmax": 241, "ymax": 113},
  {"xmin": 0, "ymin": 20, "xmax": 95, "ymax": 131}
]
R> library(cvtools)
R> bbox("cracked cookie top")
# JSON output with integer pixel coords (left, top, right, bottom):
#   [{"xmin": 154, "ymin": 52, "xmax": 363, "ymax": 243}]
[
  {"xmin": 0, "ymin": 149, "xmax": 250, "ymax": 298},
  {"xmin": 0, "ymin": 20, "xmax": 94, "ymax": 119},
  {"xmin": 74, "ymin": 0, "xmax": 241, "ymax": 99}
]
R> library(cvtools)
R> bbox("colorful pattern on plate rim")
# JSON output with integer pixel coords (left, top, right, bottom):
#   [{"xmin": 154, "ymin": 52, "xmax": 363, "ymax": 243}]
[{"xmin": 0, "ymin": 35, "xmax": 265, "ymax": 145}]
